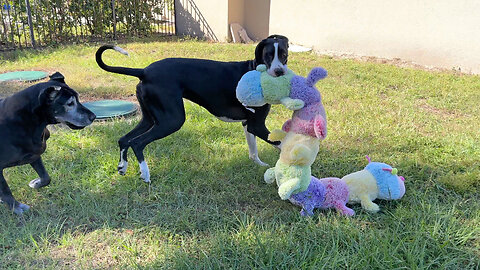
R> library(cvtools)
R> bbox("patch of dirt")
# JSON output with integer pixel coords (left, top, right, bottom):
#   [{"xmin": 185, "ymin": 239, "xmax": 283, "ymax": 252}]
[
  {"xmin": 416, "ymin": 98, "xmax": 466, "ymax": 118},
  {"xmin": 320, "ymin": 51, "xmax": 465, "ymax": 74}
]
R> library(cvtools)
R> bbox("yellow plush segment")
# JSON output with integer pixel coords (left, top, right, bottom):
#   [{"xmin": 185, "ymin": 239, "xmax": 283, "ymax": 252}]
[
  {"xmin": 342, "ymin": 170, "xmax": 380, "ymax": 212},
  {"xmin": 278, "ymin": 132, "xmax": 320, "ymax": 166},
  {"xmin": 268, "ymin": 129, "xmax": 287, "ymax": 141}
]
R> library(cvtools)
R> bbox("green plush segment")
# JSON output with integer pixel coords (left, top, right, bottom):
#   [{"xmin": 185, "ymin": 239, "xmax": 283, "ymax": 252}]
[
  {"xmin": 274, "ymin": 160, "xmax": 312, "ymax": 196},
  {"xmin": 83, "ymin": 100, "xmax": 137, "ymax": 120},
  {"xmin": 0, "ymin": 71, "xmax": 48, "ymax": 82},
  {"xmin": 260, "ymin": 69, "xmax": 295, "ymax": 104}
]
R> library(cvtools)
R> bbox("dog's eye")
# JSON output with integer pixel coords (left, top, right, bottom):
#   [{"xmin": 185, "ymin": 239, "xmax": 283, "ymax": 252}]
[{"xmin": 67, "ymin": 101, "xmax": 75, "ymax": 107}]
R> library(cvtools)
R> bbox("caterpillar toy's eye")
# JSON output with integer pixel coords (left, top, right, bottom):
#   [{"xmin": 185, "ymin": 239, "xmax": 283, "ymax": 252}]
[{"xmin": 382, "ymin": 167, "xmax": 398, "ymax": 175}]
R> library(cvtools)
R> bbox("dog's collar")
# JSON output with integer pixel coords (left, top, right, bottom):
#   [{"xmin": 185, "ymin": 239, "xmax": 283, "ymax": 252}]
[{"xmin": 248, "ymin": 60, "xmax": 256, "ymax": 71}]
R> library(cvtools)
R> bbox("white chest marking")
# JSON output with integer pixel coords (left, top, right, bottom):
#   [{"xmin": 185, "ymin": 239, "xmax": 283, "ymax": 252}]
[{"xmin": 216, "ymin": 116, "xmax": 245, "ymax": 123}]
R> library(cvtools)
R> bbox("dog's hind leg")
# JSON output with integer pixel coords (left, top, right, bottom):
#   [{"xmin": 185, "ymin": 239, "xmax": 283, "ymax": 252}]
[
  {"xmin": 117, "ymin": 84, "xmax": 154, "ymax": 175},
  {"xmin": 129, "ymin": 88, "xmax": 186, "ymax": 183},
  {"xmin": 0, "ymin": 170, "xmax": 29, "ymax": 214},
  {"xmin": 28, "ymin": 157, "xmax": 51, "ymax": 189}
]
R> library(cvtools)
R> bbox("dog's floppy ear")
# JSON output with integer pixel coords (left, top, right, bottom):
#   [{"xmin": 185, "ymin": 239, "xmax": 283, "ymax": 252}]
[
  {"xmin": 254, "ymin": 38, "xmax": 268, "ymax": 65},
  {"xmin": 49, "ymin": 72, "xmax": 65, "ymax": 83},
  {"xmin": 31, "ymin": 86, "xmax": 61, "ymax": 113}
]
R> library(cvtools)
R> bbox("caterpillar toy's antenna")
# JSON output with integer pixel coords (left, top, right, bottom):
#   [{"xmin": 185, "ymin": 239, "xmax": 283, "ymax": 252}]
[{"xmin": 365, "ymin": 155, "xmax": 371, "ymax": 163}]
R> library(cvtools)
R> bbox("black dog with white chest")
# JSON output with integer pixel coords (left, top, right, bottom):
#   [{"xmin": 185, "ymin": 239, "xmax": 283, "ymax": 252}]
[
  {"xmin": 0, "ymin": 73, "xmax": 96, "ymax": 214},
  {"xmin": 96, "ymin": 35, "xmax": 289, "ymax": 183}
]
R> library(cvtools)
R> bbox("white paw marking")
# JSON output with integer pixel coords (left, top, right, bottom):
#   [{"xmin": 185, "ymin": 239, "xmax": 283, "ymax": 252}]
[
  {"xmin": 243, "ymin": 126, "xmax": 268, "ymax": 166},
  {"xmin": 13, "ymin": 203, "xmax": 30, "ymax": 215},
  {"xmin": 118, "ymin": 149, "xmax": 128, "ymax": 175},
  {"xmin": 251, "ymin": 154, "xmax": 269, "ymax": 167},
  {"xmin": 139, "ymin": 161, "xmax": 150, "ymax": 183},
  {"xmin": 118, "ymin": 161, "xmax": 128, "ymax": 175},
  {"xmin": 29, "ymin": 178, "xmax": 42, "ymax": 189}
]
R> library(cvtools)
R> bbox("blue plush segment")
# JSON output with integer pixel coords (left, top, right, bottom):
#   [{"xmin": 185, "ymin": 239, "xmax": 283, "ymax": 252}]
[
  {"xmin": 236, "ymin": 70, "xmax": 265, "ymax": 107},
  {"xmin": 365, "ymin": 162, "xmax": 400, "ymax": 200}
]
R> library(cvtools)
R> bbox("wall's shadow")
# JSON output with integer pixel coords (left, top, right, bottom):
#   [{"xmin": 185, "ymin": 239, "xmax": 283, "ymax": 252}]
[{"xmin": 175, "ymin": 0, "xmax": 219, "ymax": 41}]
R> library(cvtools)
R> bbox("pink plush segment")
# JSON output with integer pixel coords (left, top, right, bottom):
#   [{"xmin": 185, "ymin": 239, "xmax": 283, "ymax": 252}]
[
  {"xmin": 285, "ymin": 102, "xmax": 327, "ymax": 139},
  {"xmin": 282, "ymin": 119, "xmax": 292, "ymax": 132},
  {"xmin": 318, "ymin": 177, "xmax": 350, "ymax": 209}
]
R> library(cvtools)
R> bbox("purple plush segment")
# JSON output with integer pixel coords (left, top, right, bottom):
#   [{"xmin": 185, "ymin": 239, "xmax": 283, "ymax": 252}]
[
  {"xmin": 306, "ymin": 67, "xmax": 328, "ymax": 87},
  {"xmin": 289, "ymin": 76, "xmax": 321, "ymax": 106},
  {"xmin": 289, "ymin": 176, "xmax": 354, "ymax": 216},
  {"xmin": 289, "ymin": 176, "xmax": 326, "ymax": 216},
  {"xmin": 285, "ymin": 68, "xmax": 328, "ymax": 139}
]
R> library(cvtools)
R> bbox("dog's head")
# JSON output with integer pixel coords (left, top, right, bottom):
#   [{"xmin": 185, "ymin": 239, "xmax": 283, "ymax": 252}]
[
  {"xmin": 35, "ymin": 72, "xmax": 96, "ymax": 129},
  {"xmin": 255, "ymin": 35, "xmax": 289, "ymax": 77}
]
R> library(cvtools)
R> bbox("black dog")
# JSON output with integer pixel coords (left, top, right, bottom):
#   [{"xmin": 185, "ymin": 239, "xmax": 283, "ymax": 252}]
[
  {"xmin": 0, "ymin": 73, "xmax": 96, "ymax": 214},
  {"xmin": 96, "ymin": 35, "xmax": 289, "ymax": 183}
]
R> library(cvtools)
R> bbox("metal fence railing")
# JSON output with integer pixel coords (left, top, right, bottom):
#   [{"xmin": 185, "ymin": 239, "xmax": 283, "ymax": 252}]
[{"xmin": 0, "ymin": 0, "xmax": 176, "ymax": 50}]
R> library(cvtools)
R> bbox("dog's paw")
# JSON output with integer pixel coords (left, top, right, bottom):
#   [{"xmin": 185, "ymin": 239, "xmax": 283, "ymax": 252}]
[
  {"xmin": 13, "ymin": 202, "xmax": 30, "ymax": 215},
  {"xmin": 140, "ymin": 172, "xmax": 151, "ymax": 183},
  {"xmin": 139, "ymin": 161, "xmax": 151, "ymax": 183},
  {"xmin": 118, "ymin": 161, "xmax": 128, "ymax": 175},
  {"xmin": 29, "ymin": 178, "xmax": 50, "ymax": 189},
  {"xmin": 250, "ymin": 154, "xmax": 269, "ymax": 167}
]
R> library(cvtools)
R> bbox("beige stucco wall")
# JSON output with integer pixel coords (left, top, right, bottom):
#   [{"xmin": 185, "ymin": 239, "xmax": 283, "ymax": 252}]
[
  {"xmin": 243, "ymin": 0, "xmax": 270, "ymax": 41},
  {"xmin": 228, "ymin": 0, "xmax": 245, "ymax": 27},
  {"xmin": 175, "ymin": 0, "xmax": 480, "ymax": 73},
  {"xmin": 269, "ymin": 0, "xmax": 480, "ymax": 73},
  {"xmin": 175, "ymin": 0, "xmax": 228, "ymax": 41},
  {"xmin": 227, "ymin": 0, "xmax": 270, "ymax": 41}
]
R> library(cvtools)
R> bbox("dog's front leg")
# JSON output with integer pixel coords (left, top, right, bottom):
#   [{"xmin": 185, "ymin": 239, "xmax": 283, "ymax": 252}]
[
  {"xmin": 0, "ymin": 170, "xmax": 30, "ymax": 214},
  {"xmin": 28, "ymin": 157, "xmax": 51, "ymax": 189},
  {"xmin": 242, "ymin": 124, "xmax": 269, "ymax": 167}
]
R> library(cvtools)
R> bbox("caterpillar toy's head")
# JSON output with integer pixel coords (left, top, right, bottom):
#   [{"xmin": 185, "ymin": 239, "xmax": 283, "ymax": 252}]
[{"xmin": 364, "ymin": 155, "xmax": 406, "ymax": 200}]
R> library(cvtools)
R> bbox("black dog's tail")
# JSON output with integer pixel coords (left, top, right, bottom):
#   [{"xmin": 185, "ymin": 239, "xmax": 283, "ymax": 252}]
[{"xmin": 96, "ymin": 45, "xmax": 144, "ymax": 79}]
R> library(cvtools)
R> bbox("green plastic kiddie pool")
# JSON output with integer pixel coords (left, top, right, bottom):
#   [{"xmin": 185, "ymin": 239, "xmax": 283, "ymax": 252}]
[
  {"xmin": 83, "ymin": 100, "xmax": 137, "ymax": 120},
  {"xmin": 0, "ymin": 71, "xmax": 48, "ymax": 82}
]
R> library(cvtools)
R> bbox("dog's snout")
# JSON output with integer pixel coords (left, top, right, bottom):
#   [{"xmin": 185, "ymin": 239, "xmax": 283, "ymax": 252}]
[
  {"xmin": 88, "ymin": 112, "xmax": 96, "ymax": 122},
  {"xmin": 274, "ymin": 68, "xmax": 285, "ymax": 77}
]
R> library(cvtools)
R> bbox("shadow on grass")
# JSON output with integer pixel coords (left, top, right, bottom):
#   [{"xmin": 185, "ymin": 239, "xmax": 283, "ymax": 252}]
[
  {"xmin": 0, "ymin": 107, "xmax": 478, "ymax": 268},
  {"xmin": 0, "ymin": 35, "xmax": 183, "ymax": 63}
]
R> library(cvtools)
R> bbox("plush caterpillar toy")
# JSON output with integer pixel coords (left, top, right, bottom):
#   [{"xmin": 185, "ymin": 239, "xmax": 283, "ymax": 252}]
[{"xmin": 285, "ymin": 156, "xmax": 406, "ymax": 216}]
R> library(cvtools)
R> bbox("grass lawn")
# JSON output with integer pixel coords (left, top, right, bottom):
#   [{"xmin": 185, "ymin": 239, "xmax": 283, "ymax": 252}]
[{"xmin": 0, "ymin": 38, "xmax": 479, "ymax": 269}]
